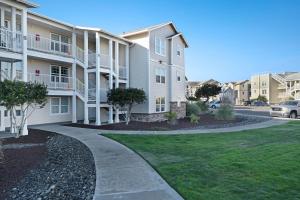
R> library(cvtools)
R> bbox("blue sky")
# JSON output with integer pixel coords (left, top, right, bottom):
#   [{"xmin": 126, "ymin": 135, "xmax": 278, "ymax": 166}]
[{"xmin": 33, "ymin": 0, "xmax": 300, "ymax": 82}]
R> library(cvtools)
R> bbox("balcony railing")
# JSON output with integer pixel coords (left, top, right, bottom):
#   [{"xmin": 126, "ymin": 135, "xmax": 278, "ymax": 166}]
[
  {"xmin": 27, "ymin": 33, "xmax": 72, "ymax": 57},
  {"xmin": 88, "ymin": 88, "xmax": 108, "ymax": 102},
  {"xmin": 0, "ymin": 28, "xmax": 23, "ymax": 52},
  {"xmin": 28, "ymin": 73, "xmax": 73, "ymax": 90},
  {"xmin": 88, "ymin": 50, "xmax": 110, "ymax": 68},
  {"xmin": 1, "ymin": 69, "xmax": 23, "ymax": 81},
  {"xmin": 76, "ymin": 47, "xmax": 84, "ymax": 63},
  {"xmin": 119, "ymin": 65, "xmax": 127, "ymax": 80},
  {"xmin": 76, "ymin": 79, "xmax": 85, "ymax": 97}
]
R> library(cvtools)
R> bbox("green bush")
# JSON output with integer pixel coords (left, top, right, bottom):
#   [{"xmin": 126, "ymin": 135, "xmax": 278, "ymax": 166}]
[
  {"xmin": 190, "ymin": 114, "xmax": 200, "ymax": 124},
  {"xmin": 186, "ymin": 103, "xmax": 200, "ymax": 116},
  {"xmin": 165, "ymin": 112, "xmax": 177, "ymax": 125},
  {"xmin": 196, "ymin": 101, "xmax": 208, "ymax": 112},
  {"xmin": 215, "ymin": 104, "xmax": 234, "ymax": 120}
]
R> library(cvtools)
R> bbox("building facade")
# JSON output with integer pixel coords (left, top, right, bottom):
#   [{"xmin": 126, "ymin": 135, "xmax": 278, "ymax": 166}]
[
  {"xmin": 233, "ymin": 80, "xmax": 251, "ymax": 105},
  {"xmin": 0, "ymin": 1, "xmax": 188, "ymax": 133}
]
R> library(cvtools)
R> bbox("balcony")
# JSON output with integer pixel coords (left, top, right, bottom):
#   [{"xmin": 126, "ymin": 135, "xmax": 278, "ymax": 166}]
[
  {"xmin": 0, "ymin": 28, "xmax": 23, "ymax": 53},
  {"xmin": 27, "ymin": 33, "xmax": 72, "ymax": 57},
  {"xmin": 88, "ymin": 50, "xmax": 110, "ymax": 69},
  {"xmin": 76, "ymin": 47, "xmax": 84, "ymax": 63},
  {"xmin": 28, "ymin": 73, "xmax": 73, "ymax": 90},
  {"xmin": 1, "ymin": 69, "xmax": 23, "ymax": 81}
]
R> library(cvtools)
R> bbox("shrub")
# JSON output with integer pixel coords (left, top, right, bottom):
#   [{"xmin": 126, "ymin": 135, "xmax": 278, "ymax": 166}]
[
  {"xmin": 165, "ymin": 112, "xmax": 177, "ymax": 125},
  {"xmin": 190, "ymin": 114, "xmax": 199, "ymax": 124},
  {"xmin": 215, "ymin": 104, "xmax": 234, "ymax": 120},
  {"xmin": 257, "ymin": 95, "xmax": 268, "ymax": 103},
  {"xmin": 186, "ymin": 103, "xmax": 200, "ymax": 116},
  {"xmin": 196, "ymin": 101, "xmax": 208, "ymax": 113}
]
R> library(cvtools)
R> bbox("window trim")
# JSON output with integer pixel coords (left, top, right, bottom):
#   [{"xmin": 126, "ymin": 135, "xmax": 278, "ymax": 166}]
[
  {"xmin": 155, "ymin": 96, "xmax": 166, "ymax": 113},
  {"xmin": 155, "ymin": 68, "xmax": 166, "ymax": 84},
  {"xmin": 50, "ymin": 97, "xmax": 70, "ymax": 115},
  {"xmin": 154, "ymin": 36, "xmax": 166, "ymax": 56}
]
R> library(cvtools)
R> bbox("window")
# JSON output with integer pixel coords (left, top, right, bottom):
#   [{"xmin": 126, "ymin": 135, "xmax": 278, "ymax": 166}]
[
  {"xmin": 176, "ymin": 71, "xmax": 181, "ymax": 82},
  {"xmin": 4, "ymin": 110, "xmax": 8, "ymax": 117},
  {"xmin": 155, "ymin": 37, "xmax": 166, "ymax": 56},
  {"xmin": 51, "ymin": 97, "xmax": 69, "ymax": 114},
  {"xmin": 156, "ymin": 97, "xmax": 166, "ymax": 112},
  {"xmin": 262, "ymin": 81, "xmax": 267, "ymax": 87},
  {"xmin": 50, "ymin": 33, "xmax": 70, "ymax": 53},
  {"xmin": 262, "ymin": 90, "xmax": 267, "ymax": 95},
  {"xmin": 51, "ymin": 98, "xmax": 60, "ymax": 114},
  {"xmin": 16, "ymin": 110, "xmax": 21, "ymax": 116},
  {"xmin": 51, "ymin": 33, "xmax": 60, "ymax": 52},
  {"xmin": 51, "ymin": 65, "xmax": 69, "ymax": 83},
  {"xmin": 51, "ymin": 65, "xmax": 60, "ymax": 82},
  {"xmin": 155, "ymin": 68, "xmax": 166, "ymax": 84},
  {"xmin": 60, "ymin": 67, "xmax": 69, "ymax": 83},
  {"xmin": 177, "ymin": 45, "xmax": 182, "ymax": 56}
]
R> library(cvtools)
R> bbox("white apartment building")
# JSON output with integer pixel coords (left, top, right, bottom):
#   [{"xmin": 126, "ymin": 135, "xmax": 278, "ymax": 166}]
[{"xmin": 0, "ymin": 0, "xmax": 188, "ymax": 133}]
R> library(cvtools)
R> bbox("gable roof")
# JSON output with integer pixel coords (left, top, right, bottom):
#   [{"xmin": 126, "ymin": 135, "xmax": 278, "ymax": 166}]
[
  {"xmin": 122, "ymin": 21, "xmax": 188, "ymax": 48},
  {"xmin": 14, "ymin": 0, "xmax": 38, "ymax": 8}
]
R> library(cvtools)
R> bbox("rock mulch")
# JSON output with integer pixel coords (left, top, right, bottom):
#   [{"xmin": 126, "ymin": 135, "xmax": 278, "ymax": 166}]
[
  {"xmin": 1, "ymin": 130, "xmax": 96, "ymax": 200},
  {"xmin": 66, "ymin": 114, "xmax": 271, "ymax": 131}
]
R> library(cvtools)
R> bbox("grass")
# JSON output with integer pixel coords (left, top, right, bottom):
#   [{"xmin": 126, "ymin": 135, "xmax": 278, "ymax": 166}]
[{"xmin": 104, "ymin": 121, "xmax": 300, "ymax": 200}]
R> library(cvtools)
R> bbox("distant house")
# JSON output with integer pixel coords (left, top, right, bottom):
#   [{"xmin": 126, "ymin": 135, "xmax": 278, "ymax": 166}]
[{"xmin": 233, "ymin": 80, "xmax": 251, "ymax": 105}]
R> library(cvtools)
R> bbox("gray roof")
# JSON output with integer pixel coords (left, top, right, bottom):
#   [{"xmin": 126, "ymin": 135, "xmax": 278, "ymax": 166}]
[{"xmin": 286, "ymin": 72, "xmax": 300, "ymax": 81}]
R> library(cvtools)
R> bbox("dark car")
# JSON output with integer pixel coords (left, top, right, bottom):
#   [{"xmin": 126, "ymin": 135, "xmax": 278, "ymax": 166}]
[
  {"xmin": 252, "ymin": 101, "xmax": 268, "ymax": 106},
  {"xmin": 243, "ymin": 100, "xmax": 252, "ymax": 106}
]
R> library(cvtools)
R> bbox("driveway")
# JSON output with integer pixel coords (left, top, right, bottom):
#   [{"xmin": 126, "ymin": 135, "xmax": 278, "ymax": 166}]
[{"xmin": 32, "ymin": 124, "xmax": 183, "ymax": 200}]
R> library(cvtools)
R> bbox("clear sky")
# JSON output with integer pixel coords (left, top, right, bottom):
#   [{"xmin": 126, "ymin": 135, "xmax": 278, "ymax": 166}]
[{"xmin": 33, "ymin": 0, "xmax": 300, "ymax": 82}]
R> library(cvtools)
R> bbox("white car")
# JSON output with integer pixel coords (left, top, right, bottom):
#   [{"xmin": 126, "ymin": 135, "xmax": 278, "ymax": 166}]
[{"xmin": 209, "ymin": 100, "xmax": 221, "ymax": 109}]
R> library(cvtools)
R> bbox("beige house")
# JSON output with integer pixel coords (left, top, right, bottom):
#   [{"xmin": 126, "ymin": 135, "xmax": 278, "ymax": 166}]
[
  {"xmin": 250, "ymin": 72, "xmax": 298, "ymax": 104},
  {"xmin": 233, "ymin": 80, "xmax": 251, "ymax": 105},
  {"xmin": 187, "ymin": 79, "xmax": 221, "ymax": 98},
  {"xmin": 122, "ymin": 22, "xmax": 188, "ymax": 121},
  {"xmin": 0, "ymin": 1, "xmax": 188, "ymax": 134}
]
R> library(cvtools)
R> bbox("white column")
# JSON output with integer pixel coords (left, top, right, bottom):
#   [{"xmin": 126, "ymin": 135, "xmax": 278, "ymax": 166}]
[
  {"xmin": 114, "ymin": 41, "xmax": 119, "ymax": 123},
  {"xmin": 108, "ymin": 39, "xmax": 113, "ymax": 123},
  {"xmin": 0, "ymin": 8, "xmax": 4, "ymax": 28},
  {"xmin": 72, "ymin": 31, "xmax": 77, "ymax": 123},
  {"xmin": 95, "ymin": 32, "xmax": 101, "ymax": 125},
  {"xmin": 84, "ymin": 31, "xmax": 89, "ymax": 124},
  {"xmin": 11, "ymin": 7, "xmax": 16, "ymax": 51},
  {"xmin": 21, "ymin": 8, "xmax": 28, "ymax": 135},
  {"xmin": 125, "ymin": 45, "xmax": 129, "ymax": 88},
  {"xmin": 0, "ymin": 108, "xmax": 4, "ymax": 131}
]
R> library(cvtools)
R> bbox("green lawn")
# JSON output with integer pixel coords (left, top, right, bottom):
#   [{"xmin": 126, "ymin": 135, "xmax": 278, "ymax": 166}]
[{"xmin": 104, "ymin": 121, "xmax": 300, "ymax": 200}]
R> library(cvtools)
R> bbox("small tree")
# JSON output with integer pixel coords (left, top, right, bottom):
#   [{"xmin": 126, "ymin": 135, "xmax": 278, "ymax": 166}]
[
  {"xmin": 107, "ymin": 88, "xmax": 146, "ymax": 125},
  {"xmin": 257, "ymin": 95, "xmax": 268, "ymax": 103},
  {"xmin": 0, "ymin": 80, "xmax": 47, "ymax": 137},
  {"xmin": 195, "ymin": 84, "xmax": 221, "ymax": 103}
]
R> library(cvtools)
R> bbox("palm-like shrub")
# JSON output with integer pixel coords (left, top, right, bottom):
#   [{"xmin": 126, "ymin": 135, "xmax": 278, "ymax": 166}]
[
  {"xmin": 190, "ymin": 114, "xmax": 200, "ymax": 124},
  {"xmin": 215, "ymin": 104, "xmax": 234, "ymax": 120},
  {"xmin": 165, "ymin": 112, "xmax": 177, "ymax": 125},
  {"xmin": 186, "ymin": 103, "xmax": 200, "ymax": 116}
]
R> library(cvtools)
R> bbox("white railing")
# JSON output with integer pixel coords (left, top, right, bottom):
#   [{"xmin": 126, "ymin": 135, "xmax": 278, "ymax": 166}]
[
  {"xmin": 27, "ymin": 33, "xmax": 72, "ymax": 57},
  {"xmin": 76, "ymin": 47, "xmax": 84, "ymax": 63},
  {"xmin": 88, "ymin": 50, "xmax": 110, "ymax": 68},
  {"xmin": 272, "ymin": 74, "xmax": 286, "ymax": 85},
  {"xmin": 28, "ymin": 73, "xmax": 73, "ymax": 90},
  {"xmin": 0, "ymin": 28, "xmax": 23, "ymax": 52},
  {"xmin": 119, "ymin": 66, "xmax": 127, "ymax": 79},
  {"xmin": 0, "ymin": 69, "xmax": 9, "ymax": 80},
  {"xmin": 76, "ymin": 79, "xmax": 85, "ymax": 97},
  {"xmin": 0, "ymin": 69, "xmax": 23, "ymax": 81},
  {"xmin": 16, "ymin": 70, "xmax": 23, "ymax": 81},
  {"xmin": 88, "ymin": 88, "xmax": 108, "ymax": 102}
]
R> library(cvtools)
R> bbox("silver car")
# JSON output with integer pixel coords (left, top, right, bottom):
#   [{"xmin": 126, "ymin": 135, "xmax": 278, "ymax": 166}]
[{"xmin": 270, "ymin": 100, "xmax": 300, "ymax": 118}]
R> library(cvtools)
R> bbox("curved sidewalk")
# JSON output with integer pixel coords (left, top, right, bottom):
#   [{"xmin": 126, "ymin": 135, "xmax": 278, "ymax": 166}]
[
  {"xmin": 32, "ymin": 124, "xmax": 183, "ymax": 200},
  {"xmin": 100, "ymin": 118, "xmax": 288, "ymax": 135}
]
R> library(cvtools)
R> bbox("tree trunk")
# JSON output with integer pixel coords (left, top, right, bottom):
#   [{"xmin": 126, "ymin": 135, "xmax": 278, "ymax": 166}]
[{"xmin": 126, "ymin": 105, "xmax": 132, "ymax": 125}]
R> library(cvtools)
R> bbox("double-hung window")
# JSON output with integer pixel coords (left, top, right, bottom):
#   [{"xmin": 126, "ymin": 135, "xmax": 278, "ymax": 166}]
[
  {"xmin": 50, "ymin": 97, "xmax": 69, "ymax": 114},
  {"xmin": 155, "ymin": 68, "xmax": 166, "ymax": 84},
  {"xmin": 51, "ymin": 33, "xmax": 70, "ymax": 54},
  {"xmin": 51, "ymin": 65, "xmax": 60, "ymax": 83},
  {"xmin": 155, "ymin": 37, "xmax": 166, "ymax": 56},
  {"xmin": 156, "ymin": 97, "xmax": 166, "ymax": 112},
  {"xmin": 51, "ymin": 65, "xmax": 69, "ymax": 84}
]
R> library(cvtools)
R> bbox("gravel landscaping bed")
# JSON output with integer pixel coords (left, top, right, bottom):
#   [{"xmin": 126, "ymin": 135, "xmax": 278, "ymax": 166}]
[
  {"xmin": 66, "ymin": 114, "xmax": 271, "ymax": 131},
  {"xmin": 1, "ymin": 130, "xmax": 96, "ymax": 200}
]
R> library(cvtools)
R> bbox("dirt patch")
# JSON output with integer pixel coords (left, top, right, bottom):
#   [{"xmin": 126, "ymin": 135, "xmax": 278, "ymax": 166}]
[
  {"xmin": 0, "ymin": 129, "xmax": 56, "ymax": 199},
  {"xmin": 66, "ymin": 114, "xmax": 248, "ymax": 131}
]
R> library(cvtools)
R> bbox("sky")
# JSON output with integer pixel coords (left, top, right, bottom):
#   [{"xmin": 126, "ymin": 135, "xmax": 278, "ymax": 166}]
[{"xmin": 32, "ymin": 0, "xmax": 300, "ymax": 82}]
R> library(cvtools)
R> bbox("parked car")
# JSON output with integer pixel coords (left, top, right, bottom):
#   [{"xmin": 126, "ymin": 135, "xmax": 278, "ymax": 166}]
[
  {"xmin": 270, "ymin": 100, "xmax": 300, "ymax": 118},
  {"xmin": 243, "ymin": 100, "xmax": 252, "ymax": 106},
  {"xmin": 209, "ymin": 100, "xmax": 221, "ymax": 109},
  {"xmin": 252, "ymin": 101, "xmax": 269, "ymax": 106}
]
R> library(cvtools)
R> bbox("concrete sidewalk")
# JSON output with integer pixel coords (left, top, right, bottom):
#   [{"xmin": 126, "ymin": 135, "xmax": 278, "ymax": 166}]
[{"xmin": 32, "ymin": 124, "xmax": 183, "ymax": 200}]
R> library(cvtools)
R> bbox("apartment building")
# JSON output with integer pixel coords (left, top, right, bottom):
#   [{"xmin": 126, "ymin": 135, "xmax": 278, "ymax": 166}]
[
  {"xmin": 0, "ymin": 1, "xmax": 188, "ymax": 134},
  {"xmin": 234, "ymin": 80, "xmax": 251, "ymax": 105},
  {"xmin": 122, "ymin": 22, "xmax": 188, "ymax": 121},
  {"xmin": 250, "ymin": 72, "xmax": 299, "ymax": 104},
  {"xmin": 187, "ymin": 79, "xmax": 221, "ymax": 98}
]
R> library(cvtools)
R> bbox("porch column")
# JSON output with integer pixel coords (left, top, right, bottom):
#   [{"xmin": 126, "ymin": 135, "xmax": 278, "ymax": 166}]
[
  {"xmin": 95, "ymin": 32, "xmax": 101, "ymax": 125},
  {"xmin": 114, "ymin": 41, "xmax": 119, "ymax": 123},
  {"xmin": 0, "ymin": 108, "xmax": 4, "ymax": 131},
  {"xmin": 108, "ymin": 39, "xmax": 113, "ymax": 123},
  {"xmin": 21, "ymin": 8, "xmax": 28, "ymax": 135},
  {"xmin": 83, "ymin": 31, "xmax": 89, "ymax": 124},
  {"xmin": 72, "ymin": 31, "xmax": 77, "ymax": 123},
  {"xmin": 125, "ymin": 44, "xmax": 129, "ymax": 88},
  {"xmin": 11, "ymin": 7, "xmax": 16, "ymax": 51},
  {"xmin": 0, "ymin": 8, "xmax": 4, "ymax": 28}
]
